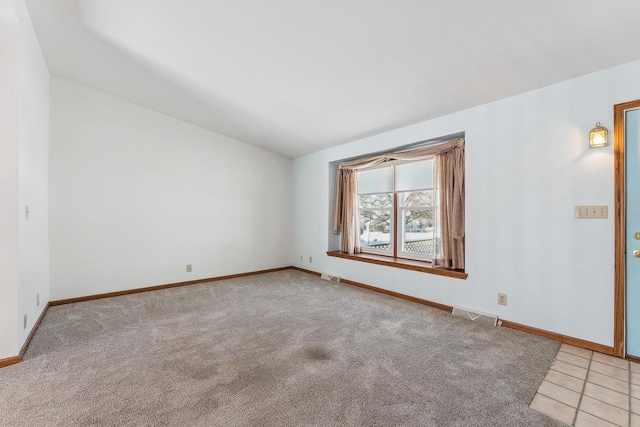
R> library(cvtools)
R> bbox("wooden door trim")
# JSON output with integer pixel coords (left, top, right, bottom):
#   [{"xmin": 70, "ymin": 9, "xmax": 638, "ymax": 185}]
[{"xmin": 614, "ymin": 99, "xmax": 640, "ymax": 358}]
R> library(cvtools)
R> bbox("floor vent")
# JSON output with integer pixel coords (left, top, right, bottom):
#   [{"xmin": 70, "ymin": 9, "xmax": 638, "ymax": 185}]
[
  {"xmin": 452, "ymin": 306, "xmax": 498, "ymax": 326},
  {"xmin": 320, "ymin": 273, "xmax": 341, "ymax": 283}
]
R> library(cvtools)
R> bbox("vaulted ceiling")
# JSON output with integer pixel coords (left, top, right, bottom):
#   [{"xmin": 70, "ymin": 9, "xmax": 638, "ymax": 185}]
[{"xmin": 26, "ymin": 0, "xmax": 640, "ymax": 157}]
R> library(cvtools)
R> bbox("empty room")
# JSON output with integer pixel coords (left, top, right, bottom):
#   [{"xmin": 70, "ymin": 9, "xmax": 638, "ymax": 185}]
[{"xmin": 2, "ymin": 0, "xmax": 640, "ymax": 426}]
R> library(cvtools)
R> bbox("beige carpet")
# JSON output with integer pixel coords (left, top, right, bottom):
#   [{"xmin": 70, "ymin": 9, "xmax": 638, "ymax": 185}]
[{"xmin": 0, "ymin": 270, "xmax": 563, "ymax": 426}]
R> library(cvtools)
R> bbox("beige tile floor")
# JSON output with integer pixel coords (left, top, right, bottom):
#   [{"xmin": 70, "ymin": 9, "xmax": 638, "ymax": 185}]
[{"xmin": 530, "ymin": 343, "xmax": 640, "ymax": 426}]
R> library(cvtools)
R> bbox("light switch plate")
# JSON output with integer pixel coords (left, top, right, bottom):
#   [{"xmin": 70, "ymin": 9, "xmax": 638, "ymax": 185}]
[{"xmin": 575, "ymin": 205, "xmax": 608, "ymax": 219}]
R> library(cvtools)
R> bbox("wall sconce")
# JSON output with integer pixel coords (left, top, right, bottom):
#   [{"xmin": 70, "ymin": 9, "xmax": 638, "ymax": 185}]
[{"xmin": 589, "ymin": 122, "xmax": 608, "ymax": 148}]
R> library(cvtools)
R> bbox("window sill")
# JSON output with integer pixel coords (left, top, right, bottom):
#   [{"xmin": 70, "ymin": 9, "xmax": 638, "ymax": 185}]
[{"xmin": 326, "ymin": 251, "xmax": 468, "ymax": 280}]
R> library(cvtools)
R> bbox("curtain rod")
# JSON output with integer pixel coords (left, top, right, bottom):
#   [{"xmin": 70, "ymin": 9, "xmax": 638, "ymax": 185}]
[
  {"xmin": 337, "ymin": 137, "xmax": 464, "ymax": 169},
  {"xmin": 396, "ymin": 137, "xmax": 464, "ymax": 153}
]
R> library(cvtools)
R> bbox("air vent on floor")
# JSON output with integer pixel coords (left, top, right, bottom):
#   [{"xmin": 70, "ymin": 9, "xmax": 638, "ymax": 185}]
[
  {"xmin": 452, "ymin": 306, "xmax": 498, "ymax": 326},
  {"xmin": 320, "ymin": 273, "xmax": 341, "ymax": 283}
]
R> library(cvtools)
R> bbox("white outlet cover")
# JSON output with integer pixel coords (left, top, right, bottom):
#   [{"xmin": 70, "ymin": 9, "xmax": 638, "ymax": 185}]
[{"xmin": 498, "ymin": 293, "xmax": 508, "ymax": 306}]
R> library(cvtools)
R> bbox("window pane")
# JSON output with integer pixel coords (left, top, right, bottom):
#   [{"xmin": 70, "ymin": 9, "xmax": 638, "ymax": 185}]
[
  {"xmin": 360, "ymin": 209, "xmax": 391, "ymax": 251},
  {"xmin": 395, "ymin": 159, "xmax": 433, "ymax": 192},
  {"xmin": 402, "ymin": 209, "xmax": 434, "ymax": 256},
  {"xmin": 398, "ymin": 190, "xmax": 433, "ymax": 207},
  {"xmin": 358, "ymin": 166, "xmax": 393, "ymax": 194},
  {"xmin": 359, "ymin": 193, "xmax": 392, "ymax": 209}
]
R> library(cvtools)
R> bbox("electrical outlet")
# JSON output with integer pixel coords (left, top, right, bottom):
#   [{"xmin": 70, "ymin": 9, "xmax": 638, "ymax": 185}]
[
  {"xmin": 36, "ymin": 293, "xmax": 39, "ymax": 306},
  {"xmin": 186, "ymin": 264, "xmax": 192, "ymax": 272},
  {"xmin": 23, "ymin": 314, "xmax": 27, "ymax": 329},
  {"xmin": 498, "ymin": 293, "xmax": 507, "ymax": 306},
  {"xmin": 308, "ymin": 256, "xmax": 312, "ymax": 263},
  {"xmin": 300, "ymin": 255, "xmax": 303, "ymax": 261},
  {"xmin": 25, "ymin": 206, "xmax": 30, "ymax": 220}
]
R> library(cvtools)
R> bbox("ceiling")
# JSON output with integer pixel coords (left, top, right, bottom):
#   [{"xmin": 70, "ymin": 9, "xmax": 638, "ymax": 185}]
[
  {"xmin": 1, "ymin": 0, "xmax": 16, "ymax": 18},
  {"xmin": 25, "ymin": 0, "xmax": 640, "ymax": 158}
]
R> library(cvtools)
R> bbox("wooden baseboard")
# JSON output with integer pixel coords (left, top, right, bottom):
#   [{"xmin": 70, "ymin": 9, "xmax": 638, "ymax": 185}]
[
  {"xmin": 291, "ymin": 266, "xmax": 616, "ymax": 356},
  {"xmin": 0, "ymin": 302, "xmax": 52, "ymax": 369},
  {"xmin": 50, "ymin": 267, "xmax": 291, "ymax": 306},
  {"xmin": 499, "ymin": 320, "xmax": 614, "ymax": 355},
  {"xmin": 341, "ymin": 277, "xmax": 454, "ymax": 313},
  {"xmin": 19, "ymin": 302, "xmax": 50, "ymax": 359},
  {"xmin": 290, "ymin": 266, "xmax": 454, "ymax": 312},
  {"xmin": 0, "ymin": 356, "xmax": 20, "ymax": 368},
  {"xmin": 290, "ymin": 266, "xmax": 321, "ymax": 277}
]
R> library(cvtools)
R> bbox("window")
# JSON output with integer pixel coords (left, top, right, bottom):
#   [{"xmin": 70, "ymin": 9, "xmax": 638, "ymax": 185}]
[
  {"xmin": 357, "ymin": 159, "xmax": 435, "ymax": 262},
  {"xmin": 332, "ymin": 136, "xmax": 464, "ymax": 272}
]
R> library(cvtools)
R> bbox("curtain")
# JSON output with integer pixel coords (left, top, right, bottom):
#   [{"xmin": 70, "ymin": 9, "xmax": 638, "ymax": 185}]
[
  {"xmin": 333, "ymin": 138, "xmax": 465, "ymax": 267},
  {"xmin": 433, "ymin": 144, "xmax": 465, "ymax": 269},
  {"xmin": 333, "ymin": 169, "xmax": 360, "ymax": 253}
]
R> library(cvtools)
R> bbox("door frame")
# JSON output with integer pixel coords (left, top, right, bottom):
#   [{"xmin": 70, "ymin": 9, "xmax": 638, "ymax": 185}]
[{"xmin": 614, "ymin": 99, "xmax": 640, "ymax": 358}]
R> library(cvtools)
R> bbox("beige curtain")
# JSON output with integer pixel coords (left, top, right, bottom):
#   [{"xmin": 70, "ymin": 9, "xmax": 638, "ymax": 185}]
[
  {"xmin": 433, "ymin": 144, "xmax": 465, "ymax": 269},
  {"xmin": 333, "ymin": 138, "xmax": 465, "ymax": 266},
  {"xmin": 332, "ymin": 169, "xmax": 360, "ymax": 253}
]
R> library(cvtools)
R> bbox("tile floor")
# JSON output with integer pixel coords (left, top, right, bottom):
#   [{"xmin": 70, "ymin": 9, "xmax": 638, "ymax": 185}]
[{"xmin": 530, "ymin": 343, "xmax": 640, "ymax": 426}]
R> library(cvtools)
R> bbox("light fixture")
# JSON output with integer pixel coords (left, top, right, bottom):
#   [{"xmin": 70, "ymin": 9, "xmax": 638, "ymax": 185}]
[{"xmin": 589, "ymin": 122, "xmax": 608, "ymax": 148}]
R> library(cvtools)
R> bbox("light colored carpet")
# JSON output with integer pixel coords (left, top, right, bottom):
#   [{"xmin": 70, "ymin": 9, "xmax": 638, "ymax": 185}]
[{"xmin": 0, "ymin": 270, "xmax": 563, "ymax": 426}]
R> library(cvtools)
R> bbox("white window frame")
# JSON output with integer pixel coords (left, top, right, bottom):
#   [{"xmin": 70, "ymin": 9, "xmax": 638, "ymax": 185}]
[
  {"xmin": 396, "ymin": 189, "xmax": 434, "ymax": 262},
  {"xmin": 357, "ymin": 158, "xmax": 435, "ymax": 262}
]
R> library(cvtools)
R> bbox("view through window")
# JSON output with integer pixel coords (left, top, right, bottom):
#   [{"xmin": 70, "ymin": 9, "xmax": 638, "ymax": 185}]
[{"xmin": 357, "ymin": 158, "xmax": 434, "ymax": 261}]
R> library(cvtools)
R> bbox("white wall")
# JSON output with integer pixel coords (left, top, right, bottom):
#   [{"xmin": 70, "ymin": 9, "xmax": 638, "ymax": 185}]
[
  {"xmin": 0, "ymin": 0, "xmax": 48, "ymax": 359},
  {"xmin": 13, "ymin": 0, "xmax": 50, "ymax": 352},
  {"xmin": 293, "ymin": 59, "xmax": 640, "ymax": 347},
  {"xmin": 0, "ymin": 14, "xmax": 20, "ymax": 359},
  {"xmin": 49, "ymin": 78, "xmax": 292, "ymax": 300}
]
